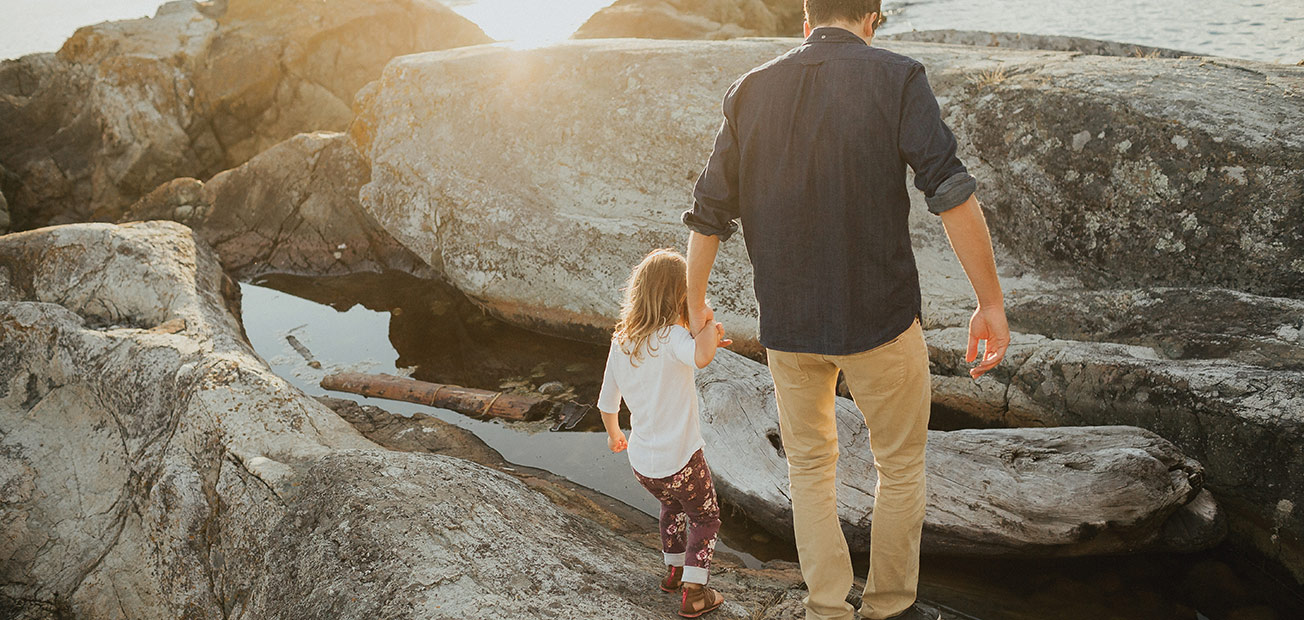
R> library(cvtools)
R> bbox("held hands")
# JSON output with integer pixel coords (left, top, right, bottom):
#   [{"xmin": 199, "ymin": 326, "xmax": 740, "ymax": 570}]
[
  {"xmin": 689, "ymin": 303, "xmax": 732, "ymax": 349},
  {"xmin": 608, "ymin": 430, "xmax": 628, "ymax": 453},
  {"xmin": 966, "ymin": 305, "xmax": 1010, "ymax": 380},
  {"xmin": 688, "ymin": 303, "xmax": 714, "ymax": 338}
]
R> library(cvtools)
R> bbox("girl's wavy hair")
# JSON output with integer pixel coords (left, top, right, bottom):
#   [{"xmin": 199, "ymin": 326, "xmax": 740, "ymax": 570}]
[{"xmin": 613, "ymin": 249, "xmax": 689, "ymax": 366}]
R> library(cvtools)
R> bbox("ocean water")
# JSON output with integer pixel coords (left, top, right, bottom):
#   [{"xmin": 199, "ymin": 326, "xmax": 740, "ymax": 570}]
[
  {"xmin": 2, "ymin": 0, "xmax": 1301, "ymax": 62},
  {"xmin": 880, "ymin": 0, "xmax": 1304, "ymax": 64}
]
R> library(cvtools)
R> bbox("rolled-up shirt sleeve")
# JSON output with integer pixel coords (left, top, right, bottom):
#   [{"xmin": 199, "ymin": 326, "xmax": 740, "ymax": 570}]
[
  {"xmin": 899, "ymin": 64, "xmax": 977, "ymax": 215},
  {"xmin": 683, "ymin": 87, "xmax": 743, "ymax": 241}
]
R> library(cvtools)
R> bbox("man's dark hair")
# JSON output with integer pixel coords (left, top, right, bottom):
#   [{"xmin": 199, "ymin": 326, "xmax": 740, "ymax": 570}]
[{"xmin": 804, "ymin": 0, "xmax": 882, "ymax": 25}]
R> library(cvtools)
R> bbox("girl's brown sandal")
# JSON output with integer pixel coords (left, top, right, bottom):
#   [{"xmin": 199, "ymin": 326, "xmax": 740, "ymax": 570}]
[{"xmin": 679, "ymin": 583, "xmax": 724, "ymax": 618}]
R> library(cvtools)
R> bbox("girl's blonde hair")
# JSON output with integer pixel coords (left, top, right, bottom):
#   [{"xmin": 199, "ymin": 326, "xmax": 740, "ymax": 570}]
[{"xmin": 613, "ymin": 248, "xmax": 689, "ymax": 365}]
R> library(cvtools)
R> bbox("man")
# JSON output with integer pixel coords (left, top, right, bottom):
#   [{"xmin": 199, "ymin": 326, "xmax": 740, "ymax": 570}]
[{"xmin": 682, "ymin": 1, "xmax": 1010, "ymax": 619}]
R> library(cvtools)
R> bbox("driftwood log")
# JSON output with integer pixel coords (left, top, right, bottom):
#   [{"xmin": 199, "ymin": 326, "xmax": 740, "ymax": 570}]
[
  {"xmin": 697, "ymin": 350, "xmax": 1225, "ymax": 556},
  {"xmin": 321, "ymin": 372, "xmax": 552, "ymax": 421}
]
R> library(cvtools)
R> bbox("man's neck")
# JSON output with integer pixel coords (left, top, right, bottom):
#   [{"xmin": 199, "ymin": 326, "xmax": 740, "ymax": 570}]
[{"xmin": 809, "ymin": 21, "xmax": 873, "ymax": 45}]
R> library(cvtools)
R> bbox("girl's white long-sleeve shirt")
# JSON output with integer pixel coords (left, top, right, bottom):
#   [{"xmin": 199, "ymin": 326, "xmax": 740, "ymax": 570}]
[{"xmin": 596, "ymin": 325, "xmax": 704, "ymax": 479}]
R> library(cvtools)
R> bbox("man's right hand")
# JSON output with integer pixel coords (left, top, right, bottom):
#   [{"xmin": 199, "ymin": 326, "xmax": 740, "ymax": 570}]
[{"xmin": 966, "ymin": 305, "xmax": 1010, "ymax": 380}]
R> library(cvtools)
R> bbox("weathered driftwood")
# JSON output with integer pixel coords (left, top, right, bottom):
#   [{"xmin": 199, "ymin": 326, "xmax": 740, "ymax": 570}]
[
  {"xmin": 321, "ymin": 372, "xmax": 552, "ymax": 422},
  {"xmin": 697, "ymin": 350, "xmax": 1225, "ymax": 556},
  {"xmin": 286, "ymin": 334, "xmax": 322, "ymax": 369}
]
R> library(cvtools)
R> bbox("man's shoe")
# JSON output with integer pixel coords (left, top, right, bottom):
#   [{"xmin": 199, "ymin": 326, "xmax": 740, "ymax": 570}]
[
  {"xmin": 884, "ymin": 601, "xmax": 942, "ymax": 620},
  {"xmin": 679, "ymin": 583, "xmax": 724, "ymax": 618},
  {"xmin": 660, "ymin": 565, "xmax": 683, "ymax": 592}
]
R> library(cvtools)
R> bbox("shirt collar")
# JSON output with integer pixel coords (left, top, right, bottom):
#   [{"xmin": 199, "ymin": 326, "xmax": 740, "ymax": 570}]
[{"xmin": 804, "ymin": 26, "xmax": 868, "ymax": 46}]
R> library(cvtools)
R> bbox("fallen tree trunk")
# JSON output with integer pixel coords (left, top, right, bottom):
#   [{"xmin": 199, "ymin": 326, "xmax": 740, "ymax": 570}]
[
  {"xmin": 697, "ymin": 350, "xmax": 1225, "ymax": 557},
  {"xmin": 321, "ymin": 372, "xmax": 552, "ymax": 422}
]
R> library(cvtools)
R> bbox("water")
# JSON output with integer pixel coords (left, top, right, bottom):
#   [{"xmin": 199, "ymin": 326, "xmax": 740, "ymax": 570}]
[
  {"xmin": 238, "ymin": 272, "xmax": 1304, "ymax": 619},
  {"xmin": 879, "ymin": 0, "xmax": 1304, "ymax": 64},
  {"xmin": 236, "ymin": 273, "xmax": 784, "ymax": 569},
  {"xmin": 3, "ymin": 0, "xmax": 1301, "ymax": 62}
]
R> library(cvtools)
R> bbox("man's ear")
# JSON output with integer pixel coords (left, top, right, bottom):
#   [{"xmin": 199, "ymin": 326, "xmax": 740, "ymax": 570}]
[
  {"xmin": 803, "ymin": 19, "xmax": 812, "ymax": 37},
  {"xmin": 863, "ymin": 12, "xmax": 880, "ymax": 37}
]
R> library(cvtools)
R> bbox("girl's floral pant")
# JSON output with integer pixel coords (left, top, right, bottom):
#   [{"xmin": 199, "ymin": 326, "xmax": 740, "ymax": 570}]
[{"xmin": 633, "ymin": 449, "xmax": 721, "ymax": 585}]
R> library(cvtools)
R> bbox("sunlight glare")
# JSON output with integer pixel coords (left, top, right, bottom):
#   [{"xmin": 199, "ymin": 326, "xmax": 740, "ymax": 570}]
[{"xmin": 443, "ymin": 0, "xmax": 615, "ymax": 49}]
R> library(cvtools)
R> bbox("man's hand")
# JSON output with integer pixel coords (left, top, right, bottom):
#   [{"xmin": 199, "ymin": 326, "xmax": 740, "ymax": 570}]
[
  {"xmin": 966, "ymin": 305, "xmax": 1010, "ymax": 379},
  {"xmin": 688, "ymin": 303, "xmax": 715, "ymax": 336},
  {"xmin": 608, "ymin": 430, "xmax": 628, "ymax": 453}
]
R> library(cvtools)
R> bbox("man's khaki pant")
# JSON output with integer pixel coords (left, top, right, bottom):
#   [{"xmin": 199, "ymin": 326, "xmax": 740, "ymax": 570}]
[{"xmin": 766, "ymin": 319, "xmax": 931, "ymax": 620}]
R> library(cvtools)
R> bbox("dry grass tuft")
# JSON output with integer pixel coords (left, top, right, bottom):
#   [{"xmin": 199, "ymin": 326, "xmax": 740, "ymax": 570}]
[{"xmin": 968, "ymin": 65, "xmax": 1009, "ymax": 88}]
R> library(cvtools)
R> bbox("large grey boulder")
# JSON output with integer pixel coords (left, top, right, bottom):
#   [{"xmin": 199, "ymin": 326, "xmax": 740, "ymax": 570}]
[
  {"xmin": 347, "ymin": 39, "xmax": 1304, "ymax": 578},
  {"xmin": 0, "ymin": 0, "xmax": 490, "ymax": 231},
  {"xmin": 121, "ymin": 131, "xmax": 431, "ymax": 280},
  {"xmin": 0, "ymin": 221, "xmax": 805, "ymax": 618}
]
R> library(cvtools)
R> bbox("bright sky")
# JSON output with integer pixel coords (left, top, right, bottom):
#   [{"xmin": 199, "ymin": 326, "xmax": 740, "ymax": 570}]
[
  {"xmin": 442, "ymin": 0, "xmax": 614, "ymax": 47},
  {"xmin": 0, "ymin": 0, "xmax": 614, "ymax": 59}
]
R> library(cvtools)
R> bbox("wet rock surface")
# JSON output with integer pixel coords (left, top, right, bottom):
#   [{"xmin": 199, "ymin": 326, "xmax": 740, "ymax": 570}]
[
  {"xmin": 882, "ymin": 30, "xmax": 1193, "ymax": 58},
  {"xmin": 0, "ymin": 0, "xmax": 489, "ymax": 232},
  {"xmin": 0, "ymin": 221, "xmax": 813, "ymax": 619},
  {"xmin": 347, "ymin": 38, "xmax": 1304, "ymax": 578},
  {"xmin": 574, "ymin": 0, "xmax": 804, "ymax": 40},
  {"xmin": 122, "ymin": 131, "xmax": 431, "ymax": 280}
]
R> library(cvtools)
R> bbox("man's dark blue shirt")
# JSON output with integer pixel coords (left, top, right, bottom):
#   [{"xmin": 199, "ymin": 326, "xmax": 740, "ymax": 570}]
[{"xmin": 683, "ymin": 27, "xmax": 976, "ymax": 355}]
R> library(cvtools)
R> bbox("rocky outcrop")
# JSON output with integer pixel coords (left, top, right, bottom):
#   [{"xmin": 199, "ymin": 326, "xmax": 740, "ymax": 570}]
[
  {"xmin": 936, "ymin": 52, "xmax": 1304, "ymax": 298},
  {"xmin": 574, "ymin": 0, "xmax": 804, "ymax": 39},
  {"xmin": 319, "ymin": 394, "xmax": 814, "ymax": 618},
  {"xmin": 346, "ymin": 39, "xmax": 1304, "ymax": 577},
  {"xmin": 698, "ymin": 350, "xmax": 1223, "ymax": 556},
  {"xmin": 0, "ymin": 0, "xmax": 489, "ymax": 231},
  {"xmin": 122, "ymin": 131, "xmax": 431, "ymax": 280},
  {"xmin": 0, "ymin": 222, "xmax": 809, "ymax": 618},
  {"xmin": 883, "ymin": 30, "xmax": 1192, "ymax": 58}
]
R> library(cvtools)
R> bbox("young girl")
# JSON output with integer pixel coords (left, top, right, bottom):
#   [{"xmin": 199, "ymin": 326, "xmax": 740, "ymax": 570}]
[{"xmin": 597, "ymin": 248, "xmax": 730, "ymax": 618}]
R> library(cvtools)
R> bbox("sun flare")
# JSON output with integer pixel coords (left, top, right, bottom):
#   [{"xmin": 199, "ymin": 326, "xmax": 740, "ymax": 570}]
[{"xmin": 442, "ymin": 0, "xmax": 614, "ymax": 48}]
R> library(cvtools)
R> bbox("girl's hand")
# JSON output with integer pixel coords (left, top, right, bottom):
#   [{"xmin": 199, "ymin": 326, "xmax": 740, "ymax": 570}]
[
  {"xmin": 608, "ymin": 431, "xmax": 628, "ymax": 453},
  {"xmin": 714, "ymin": 322, "xmax": 732, "ymax": 348}
]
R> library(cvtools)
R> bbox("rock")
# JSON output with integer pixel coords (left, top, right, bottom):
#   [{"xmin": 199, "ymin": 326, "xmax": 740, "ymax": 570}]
[
  {"xmin": 0, "ymin": 188, "xmax": 8, "ymax": 234},
  {"xmin": 882, "ymin": 30, "xmax": 1192, "ymax": 58},
  {"xmin": 538, "ymin": 380, "xmax": 566, "ymax": 395},
  {"xmin": 0, "ymin": 221, "xmax": 806, "ymax": 618},
  {"xmin": 938, "ymin": 52, "xmax": 1304, "ymax": 298},
  {"xmin": 697, "ymin": 349, "xmax": 1222, "ymax": 556},
  {"xmin": 352, "ymin": 38, "xmax": 1303, "ymax": 341},
  {"xmin": 574, "ymin": 0, "xmax": 804, "ymax": 40},
  {"xmin": 315, "ymin": 393, "xmax": 810, "ymax": 618},
  {"xmin": 122, "ymin": 131, "xmax": 432, "ymax": 280},
  {"xmin": 0, "ymin": 0, "xmax": 490, "ymax": 231},
  {"xmin": 346, "ymin": 38, "xmax": 1303, "ymax": 577}
]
